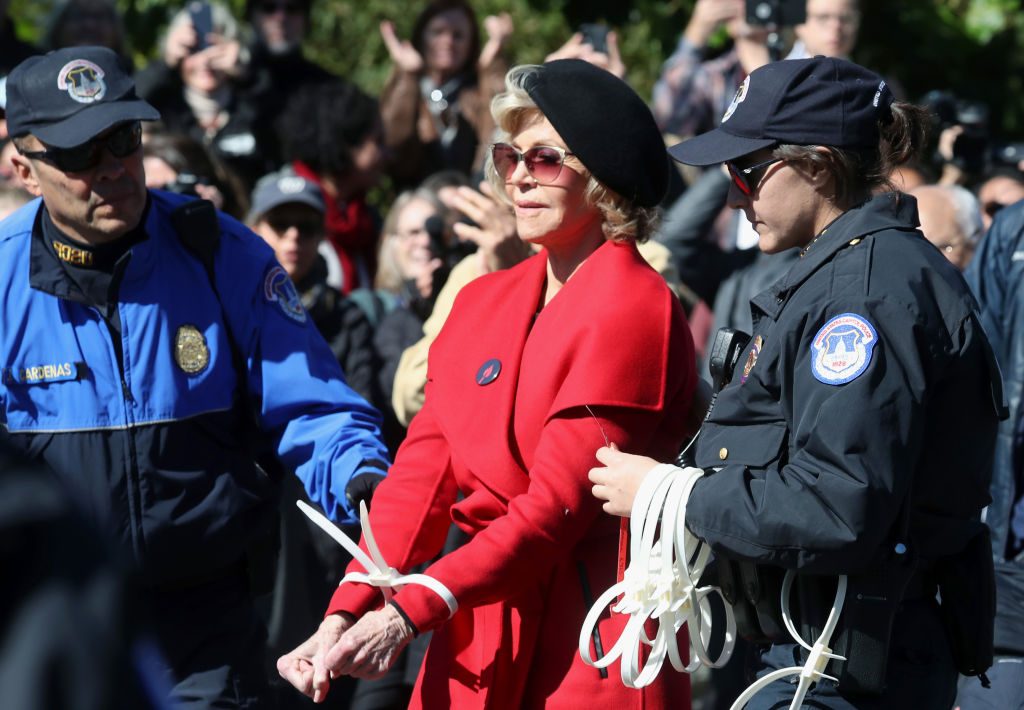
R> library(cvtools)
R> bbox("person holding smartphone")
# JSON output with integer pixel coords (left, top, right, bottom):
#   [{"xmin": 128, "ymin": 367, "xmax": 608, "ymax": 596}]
[{"xmin": 135, "ymin": 2, "xmax": 277, "ymax": 191}]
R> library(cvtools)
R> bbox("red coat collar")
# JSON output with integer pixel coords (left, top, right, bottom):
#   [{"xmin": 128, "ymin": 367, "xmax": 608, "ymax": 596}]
[{"xmin": 427, "ymin": 240, "xmax": 672, "ymax": 502}]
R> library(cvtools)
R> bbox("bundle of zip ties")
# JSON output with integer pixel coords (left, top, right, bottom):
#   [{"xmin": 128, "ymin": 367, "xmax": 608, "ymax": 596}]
[
  {"xmin": 577, "ymin": 461, "xmax": 850, "ymax": 709},
  {"xmin": 296, "ymin": 499, "xmax": 458, "ymax": 618},
  {"xmin": 579, "ymin": 463, "xmax": 736, "ymax": 687}
]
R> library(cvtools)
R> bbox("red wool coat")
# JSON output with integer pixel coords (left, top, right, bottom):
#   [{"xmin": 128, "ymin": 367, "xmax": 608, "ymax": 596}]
[{"xmin": 327, "ymin": 239, "xmax": 697, "ymax": 708}]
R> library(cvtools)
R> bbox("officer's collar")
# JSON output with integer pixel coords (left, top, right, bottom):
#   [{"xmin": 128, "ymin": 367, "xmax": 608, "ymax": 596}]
[
  {"xmin": 752, "ymin": 193, "xmax": 920, "ymax": 319},
  {"xmin": 30, "ymin": 195, "xmax": 154, "ymax": 299}
]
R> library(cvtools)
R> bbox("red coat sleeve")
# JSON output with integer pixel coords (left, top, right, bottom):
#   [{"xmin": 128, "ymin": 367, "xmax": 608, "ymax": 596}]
[
  {"xmin": 325, "ymin": 389, "xmax": 460, "ymax": 619},
  {"xmin": 389, "ymin": 405, "xmax": 667, "ymax": 633}
]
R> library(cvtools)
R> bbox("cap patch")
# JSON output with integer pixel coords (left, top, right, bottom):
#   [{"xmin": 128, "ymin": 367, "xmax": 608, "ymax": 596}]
[
  {"xmin": 57, "ymin": 60, "xmax": 106, "ymax": 104},
  {"xmin": 278, "ymin": 176, "xmax": 308, "ymax": 194},
  {"xmin": 811, "ymin": 313, "xmax": 877, "ymax": 385},
  {"xmin": 721, "ymin": 76, "xmax": 749, "ymax": 123},
  {"xmin": 264, "ymin": 265, "xmax": 307, "ymax": 323}
]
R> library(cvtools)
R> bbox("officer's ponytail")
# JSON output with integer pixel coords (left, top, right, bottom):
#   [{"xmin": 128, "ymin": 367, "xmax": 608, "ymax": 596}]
[
  {"xmin": 877, "ymin": 101, "xmax": 931, "ymax": 182},
  {"xmin": 774, "ymin": 101, "xmax": 931, "ymax": 207}
]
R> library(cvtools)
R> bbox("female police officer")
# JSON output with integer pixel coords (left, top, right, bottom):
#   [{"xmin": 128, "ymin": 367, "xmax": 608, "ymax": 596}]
[{"xmin": 590, "ymin": 57, "xmax": 1002, "ymax": 708}]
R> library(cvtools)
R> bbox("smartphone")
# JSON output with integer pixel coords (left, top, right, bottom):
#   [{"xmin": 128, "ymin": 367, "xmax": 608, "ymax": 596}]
[
  {"xmin": 188, "ymin": 1, "xmax": 214, "ymax": 52},
  {"xmin": 578, "ymin": 23, "xmax": 610, "ymax": 55},
  {"xmin": 745, "ymin": 0, "xmax": 806, "ymax": 26}
]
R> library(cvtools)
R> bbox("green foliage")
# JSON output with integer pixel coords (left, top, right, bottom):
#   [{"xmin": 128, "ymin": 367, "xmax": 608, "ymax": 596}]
[{"xmin": 7, "ymin": 0, "xmax": 1024, "ymax": 139}]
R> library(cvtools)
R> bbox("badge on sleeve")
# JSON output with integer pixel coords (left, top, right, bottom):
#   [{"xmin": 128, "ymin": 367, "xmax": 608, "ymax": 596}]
[
  {"xmin": 811, "ymin": 313, "xmax": 877, "ymax": 385},
  {"xmin": 263, "ymin": 265, "xmax": 307, "ymax": 324},
  {"xmin": 741, "ymin": 335, "xmax": 763, "ymax": 384}
]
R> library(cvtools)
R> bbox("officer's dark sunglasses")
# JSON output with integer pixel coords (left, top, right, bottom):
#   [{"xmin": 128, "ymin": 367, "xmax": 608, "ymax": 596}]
[
  {"xmin": 491, "ymin": 143, "xmax": 574, "ymax": 185},
  {"xmin": 726, "ymin": 156, "xmax": 785, "ymax": 196},
  {"xmin": 17, "ymin": 121, "xmax": 143, "ymax": 173}
]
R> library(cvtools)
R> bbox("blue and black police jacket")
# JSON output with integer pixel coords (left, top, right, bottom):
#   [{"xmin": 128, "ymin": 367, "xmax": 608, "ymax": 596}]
[{"xmin": 0, "ymin": 191, "xmax": 390, "ymax": 587}]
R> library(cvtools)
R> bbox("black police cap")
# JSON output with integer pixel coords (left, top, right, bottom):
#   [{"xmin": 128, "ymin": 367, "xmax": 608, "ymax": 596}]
[
  {"xmin": 669, "ymin": 56, "xmax": 895, "ymax": 167},
  {"xmin": 524, "ymin": 59, "xmax": 669, "ymax": 208},
  {"xmin": 6, "ymin": 46, "xmax": 159, "ymax": 149}
]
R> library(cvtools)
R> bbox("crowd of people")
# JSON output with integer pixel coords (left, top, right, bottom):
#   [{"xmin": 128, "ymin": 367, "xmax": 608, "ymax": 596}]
[{"xmin": 1, "ymin": 0, "xmax": 1023, "ymax": 709}]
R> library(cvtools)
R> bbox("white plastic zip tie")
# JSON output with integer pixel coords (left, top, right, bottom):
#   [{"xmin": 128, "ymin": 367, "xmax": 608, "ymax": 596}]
[
  {"xmin": 296, "ymin": 499, "xmax": 458, "ymax": 618},
  {"xmin": 729, "ymin": 571, "xmax": 848, "ymax": 710},
  {"xmin": 579, "ymin": 463, "xmax": 736, "ymax": 688}
]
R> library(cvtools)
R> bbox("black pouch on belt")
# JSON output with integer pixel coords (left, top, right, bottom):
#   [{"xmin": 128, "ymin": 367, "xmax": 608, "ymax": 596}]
[
  {"xmin": 934, "ymin": 525, "xmax": 995, "ymax": 678},
  {"xmin": 706, "ymin": 558, "xmax": 789, "ymax": 643},
  {"xmin": 798, "ymin": 544, "xmax": 919, "ymax": 696}
]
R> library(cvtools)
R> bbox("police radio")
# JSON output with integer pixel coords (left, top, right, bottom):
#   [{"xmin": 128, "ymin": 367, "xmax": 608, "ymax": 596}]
[
  {"xmin": 674, "ymin": 328, "xmax": 749, "ymax": 469},
  {"xmin": 708, "ymin": 327, "xmax": 751, "ymax": 394}
]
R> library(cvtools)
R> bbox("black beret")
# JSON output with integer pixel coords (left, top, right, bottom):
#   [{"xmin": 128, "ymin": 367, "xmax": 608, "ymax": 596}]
[{"xmin": 524, "ymin": 59, "xmax": 669, "ymax": 208}]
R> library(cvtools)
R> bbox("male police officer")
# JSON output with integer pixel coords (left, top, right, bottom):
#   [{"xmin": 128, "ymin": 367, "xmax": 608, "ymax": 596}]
[{"xmin": 2, "ymin": 46, "xmax": 390, "ymax": 708}]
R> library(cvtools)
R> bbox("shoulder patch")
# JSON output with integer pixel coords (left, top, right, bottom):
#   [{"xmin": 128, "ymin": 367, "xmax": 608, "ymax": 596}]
[
  {"xmin": 264, "ymin": 265, "xmax": 308, "ymax": 324},
  {"xmin": 810, "ymin": 313, "xmax": 877, "ymax": 385}
]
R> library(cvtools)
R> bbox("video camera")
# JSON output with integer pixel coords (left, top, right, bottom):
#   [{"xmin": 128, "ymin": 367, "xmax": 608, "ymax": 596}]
[
  {"xmin": 745, "ymin": 0, "xmax": 806, "ymax": 27},
  {"xmin": 922, "ymin": 90, "xmax": 990, "ymax": 175},
  {"xmin": 745, "ymin": 0, "xmax": 806, "ymax": 61}
]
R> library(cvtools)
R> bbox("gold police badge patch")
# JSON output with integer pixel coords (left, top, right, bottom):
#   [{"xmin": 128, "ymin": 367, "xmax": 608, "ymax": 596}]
[{"xmin": 174, "ymin": 325, "xmax": 210, "ymax": 374}]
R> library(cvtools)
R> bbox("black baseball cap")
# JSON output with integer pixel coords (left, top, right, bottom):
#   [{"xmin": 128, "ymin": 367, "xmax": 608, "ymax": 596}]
[
  {"xmin": 6, "ymin": 46, "xmax": 159, "ymax": 149},
  {"xmin": 669, "ymin": 56, "xmax": 894, "ymax": 167}
]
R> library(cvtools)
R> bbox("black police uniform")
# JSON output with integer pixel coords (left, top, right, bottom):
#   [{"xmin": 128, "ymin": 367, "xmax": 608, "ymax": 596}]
[{"xmin": 685, "ymin": 193, "xmax": 1003, "ymax": 708}]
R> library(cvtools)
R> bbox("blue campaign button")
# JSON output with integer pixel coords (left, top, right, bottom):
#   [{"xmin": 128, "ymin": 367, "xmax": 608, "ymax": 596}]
[{"xmin": 475, "ymin": 359, "xmax": 501, "ymax": 386}]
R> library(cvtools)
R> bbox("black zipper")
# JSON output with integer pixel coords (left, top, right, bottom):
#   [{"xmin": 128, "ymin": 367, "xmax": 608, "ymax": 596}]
[
  {"xmin": 577, "ymin": 560, "xmax": 608, "ymax": 679},
  {"xmin": 94, "ymin": 297, "xmax": 145, "ymax": 561}
]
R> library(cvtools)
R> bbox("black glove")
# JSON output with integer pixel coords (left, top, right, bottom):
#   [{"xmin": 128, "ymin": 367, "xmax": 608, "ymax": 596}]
[{"xmin": 345, "ymin": 470, "xmax": 386, "ymax": 513}]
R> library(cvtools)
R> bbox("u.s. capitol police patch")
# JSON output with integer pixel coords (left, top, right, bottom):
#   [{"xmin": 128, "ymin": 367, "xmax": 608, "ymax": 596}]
[
  {"xmin": 264, "ymin": 265, "xmax": 307, "ymax": 323},
  {"xmin": 810, "ymin": 313, "xmax": 877, "ymax": 385}
]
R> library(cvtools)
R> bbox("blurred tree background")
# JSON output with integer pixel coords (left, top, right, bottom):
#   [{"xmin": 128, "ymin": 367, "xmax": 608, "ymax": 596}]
[{"xmin": 8, "ymin": 0, "xmax": 1024, "ymax": 140}]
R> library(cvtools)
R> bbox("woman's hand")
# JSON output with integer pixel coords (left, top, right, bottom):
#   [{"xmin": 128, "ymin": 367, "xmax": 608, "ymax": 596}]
[
  {"xmin": 440, "ymin": 182, "xmax": 529, "ymax": 274},
  {"xmin": 380, "ymin": 20, "xmax": 424, "ymax": 74},
  {"xmin": 479, "ymin": 12, "xmax": 514, "ymax": 69},
  {"xmin": 407, "ymin": 247, "xmax": 444, "ymax": 299},
  {"xmin": 544, "ymin": 32, "xmax": 626, "ymax": 79},
  {"xmin": 276, "ymin": 613, "xmax": 352, "ymax": 703},
  {"xmin": 684, "ymin": 0, "xmax": 744, "ymax": 48},
  {"xmin": 324, "ymin": 605, "xmax": 414, "ymax": 680},
  {"xmin": 589, "ymin": 445, "xmax": 660, "ymax": 517},
  {"xmin": 163, "ymin": 20, "xmax": 198, "ymax": 68},
  {"xmin": 203, "ymin": 34, "xmax": 244, "ymax": 78}
]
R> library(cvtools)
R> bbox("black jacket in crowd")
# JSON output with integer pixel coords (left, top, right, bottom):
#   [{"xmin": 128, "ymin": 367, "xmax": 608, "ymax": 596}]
[
  {"xmin": 966, "ymin": 198, "xmax": 1024, "ymax": 654},
  {"xmin": 135, "ymin": 61, "xmax": 279, "ymax": 191}
]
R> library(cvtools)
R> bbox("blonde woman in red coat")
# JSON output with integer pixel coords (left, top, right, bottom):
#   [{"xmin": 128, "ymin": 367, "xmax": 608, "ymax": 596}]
[{"xmin": 278, "ymin": 59, "xmax": 697, "ymax": 708}]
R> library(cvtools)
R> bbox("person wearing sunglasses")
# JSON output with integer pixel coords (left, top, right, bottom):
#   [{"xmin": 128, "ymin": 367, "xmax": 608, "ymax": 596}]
[
  {"xmin": 590, "ymin": 57, "xmax": 1003, "ymax": 708},
  {"xmin": 3, "ymin": 46, "xmax": 394, "ymax": 709},
  {"xmin": 279, "ymin": 59, "xmax": 697, "ymax": 709}
]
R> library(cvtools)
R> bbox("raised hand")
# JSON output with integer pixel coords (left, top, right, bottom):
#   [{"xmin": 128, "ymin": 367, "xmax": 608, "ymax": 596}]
[
  {"xmin": 480, "ymin": 12, "xmax": 514, "ymax": 69},
  {"xmin": 380, "ymin": 20, "xmax": 424, "ymax": 74},
  {"xmin": 440, "ymin": 181, "xmax": 529, "ymax": 274}
]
